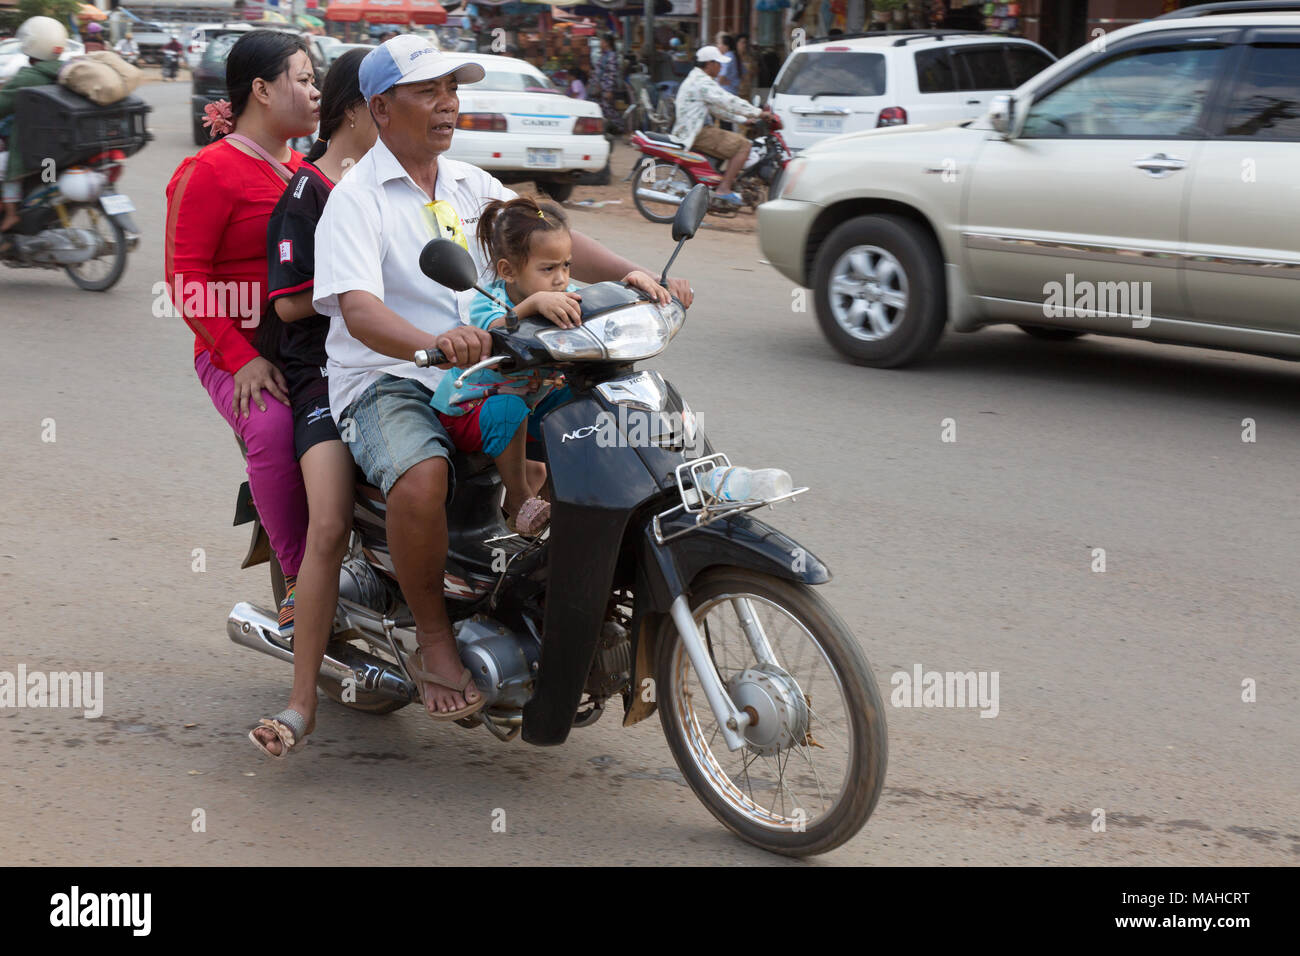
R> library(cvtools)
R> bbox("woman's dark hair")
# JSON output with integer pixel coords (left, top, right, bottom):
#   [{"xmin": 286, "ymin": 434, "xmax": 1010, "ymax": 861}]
[
  {"xmin": 305, "ymin": 47, "xmax": 367, "ymax": 163},
  {"xmin": 226, "ymin": 30, "xmax": 312, "ymax": 119},
  {"xmin": 478, "ymin": 195, "xmax": 569, "ymax": 273},
  {"xmin": 571, "ymin": 67, "xmax": 587, "ymax": 83}
]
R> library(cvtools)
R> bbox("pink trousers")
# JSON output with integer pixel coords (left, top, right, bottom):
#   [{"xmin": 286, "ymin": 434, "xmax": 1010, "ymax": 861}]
[{"xmin": 195, "ymin": 351, "xmax": 306, "ymax": 579}]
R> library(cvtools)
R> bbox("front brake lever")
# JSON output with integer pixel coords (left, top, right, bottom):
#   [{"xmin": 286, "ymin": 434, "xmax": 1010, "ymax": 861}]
[{"xmin": 453, "ymin": 354, "xmax": 511, "ymax": 389}]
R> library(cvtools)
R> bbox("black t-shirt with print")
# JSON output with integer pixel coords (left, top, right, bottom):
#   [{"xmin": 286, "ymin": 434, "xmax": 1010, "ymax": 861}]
[{"xmin": 266, "ymin": 161, "xmax": 334, "ymax": 412}]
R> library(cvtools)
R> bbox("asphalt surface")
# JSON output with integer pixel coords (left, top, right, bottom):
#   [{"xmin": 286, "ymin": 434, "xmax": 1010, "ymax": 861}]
[{"xmin": 1, "ymin": 79, "xmax": 1296, "ymax": 866}]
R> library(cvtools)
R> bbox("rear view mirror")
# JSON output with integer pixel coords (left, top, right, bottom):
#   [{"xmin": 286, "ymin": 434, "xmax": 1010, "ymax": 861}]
[
  {"xmin": 419, "ymin": 238, "xmax": 478, "ymax": 292},
  {"xmin": 672, "ymin": 184, "xmax": 710, "ymax": 242},
  {"xmin": 989, "ymin": 94, "xmax": 1016, "ymax": 138}
]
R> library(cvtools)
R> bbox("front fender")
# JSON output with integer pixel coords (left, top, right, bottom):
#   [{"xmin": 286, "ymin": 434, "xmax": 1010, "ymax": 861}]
[{"xmin": 623, "ymin": 511, "xmax": 830, "ymax": 727}]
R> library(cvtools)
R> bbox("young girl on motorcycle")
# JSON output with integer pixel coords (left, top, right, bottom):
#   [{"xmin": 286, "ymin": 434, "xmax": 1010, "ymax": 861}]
[
  {"xmin": 430, "ymin": 195, "xmax": 664, "ymax": 536},
  {"xmin": 248, "ymin": 49, "xmax": 377, "ymax": 758}
]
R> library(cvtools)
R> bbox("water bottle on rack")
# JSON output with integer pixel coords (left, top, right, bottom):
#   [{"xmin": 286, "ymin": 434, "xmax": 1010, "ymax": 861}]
[{"xmin": 699, "ymin": 466, "xmax": 793, "ymax": 503}]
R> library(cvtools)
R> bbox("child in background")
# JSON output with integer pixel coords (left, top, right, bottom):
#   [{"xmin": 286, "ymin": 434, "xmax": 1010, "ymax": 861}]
[{"xmin": 431, "ymin": 195, "xmax": 665, "ymax": 536}]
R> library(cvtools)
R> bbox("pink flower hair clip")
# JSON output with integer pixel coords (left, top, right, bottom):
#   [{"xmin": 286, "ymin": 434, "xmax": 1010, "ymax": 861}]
[{"xmin": 202, "ymin": 100, "xmax": 234, "ymax": 139}]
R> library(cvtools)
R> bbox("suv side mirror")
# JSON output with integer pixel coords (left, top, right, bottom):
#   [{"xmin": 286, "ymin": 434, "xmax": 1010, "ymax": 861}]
[{"xmin": 989, "ymin": 94, "xmax": 1015, "ymax": 138}]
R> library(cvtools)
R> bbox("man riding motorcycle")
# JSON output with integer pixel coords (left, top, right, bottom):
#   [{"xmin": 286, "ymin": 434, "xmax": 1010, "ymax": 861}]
[
  {"xmin": 671, "ymin": 45, "xmax": 773, "ymax": 207},
  {"xmin": 0, "ymin": 16, "xmax": 67, "ymax": 244}
]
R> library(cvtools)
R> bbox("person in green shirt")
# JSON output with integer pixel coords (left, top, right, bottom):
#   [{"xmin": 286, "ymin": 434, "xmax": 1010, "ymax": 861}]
[{"xmin": 0, "ymin": 16, "xmax": 67, "ymax": 239}]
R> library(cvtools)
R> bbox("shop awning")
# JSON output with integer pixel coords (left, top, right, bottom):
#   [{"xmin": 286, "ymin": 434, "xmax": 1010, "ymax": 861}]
[
  {"xmin": 409, "ymin": 0, "xmax": 448, "ymax": 24},
  {"xmin": 361, "ymin": 0, "xmax": 412, "ymax": 22},
  {"xmin": 324, "ymin": 0, "xmax": 367, "ymax": 21}
]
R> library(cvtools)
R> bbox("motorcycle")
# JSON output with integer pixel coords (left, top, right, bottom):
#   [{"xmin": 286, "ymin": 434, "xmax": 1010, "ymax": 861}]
[
  {"xmin": 226, "ymin": 187, "xmax": 886, "ymax": 856},
  {"xmin": 0, "ymin": 150, "xmax": 141, "ymax": 291},
  {"xmin": 622, "ymin": 72, "xmax": 674, "ymax": 145},
  {"xmin": 161, "ymin": 49, "xmax": 180, "ymax": 81},
  {"xmin": 628, "ymin": 112, "xmax": 792, "ymax": 224}
]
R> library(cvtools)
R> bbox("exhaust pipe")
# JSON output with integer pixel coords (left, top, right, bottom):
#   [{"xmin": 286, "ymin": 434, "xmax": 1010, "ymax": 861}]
[
  {"xmin": 226, "ymin": 602, "xmax": 418, "ymax": 703},
  {"xmin": 634, "ymin": 187, "xmax": 685, "ymax": 206}
]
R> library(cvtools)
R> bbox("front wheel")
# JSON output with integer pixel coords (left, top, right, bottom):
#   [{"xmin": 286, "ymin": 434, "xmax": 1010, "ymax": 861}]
[
  {"xmin": 632, "ymin": 159, "xmax": 693, "ymax": 224},
  {"xmin": 656, "ymin": 568, "xmax": 887, "ymax": 856},
  {"xmin": 812, "ymin": 214, "xmax": 946, "ymax": 367},
  {"xmin": 63, "ymin": 205, "xmax": 128, "ymax": 292}
]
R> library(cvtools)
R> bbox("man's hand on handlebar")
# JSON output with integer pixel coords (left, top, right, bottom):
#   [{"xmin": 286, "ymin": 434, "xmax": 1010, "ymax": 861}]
[{"xmin": 431, "ymin": 325, "xmax": 493, "ymax": 369}]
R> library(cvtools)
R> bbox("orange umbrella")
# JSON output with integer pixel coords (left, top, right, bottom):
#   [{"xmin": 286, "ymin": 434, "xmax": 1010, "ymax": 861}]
[{"xmin": 77, "ymin": 3, "xmax": 108, "ymax": 21}]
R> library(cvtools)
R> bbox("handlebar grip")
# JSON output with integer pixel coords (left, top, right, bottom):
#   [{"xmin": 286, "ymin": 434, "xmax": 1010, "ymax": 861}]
[{"xmin": 413, "ymin": 347, "xmax": 447, "ymax": 368}]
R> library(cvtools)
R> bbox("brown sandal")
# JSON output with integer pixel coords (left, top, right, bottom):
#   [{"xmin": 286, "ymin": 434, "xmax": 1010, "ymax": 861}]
[{"xmin": 405, "ymin": 645, "xmax": 486, "ymax": 721}]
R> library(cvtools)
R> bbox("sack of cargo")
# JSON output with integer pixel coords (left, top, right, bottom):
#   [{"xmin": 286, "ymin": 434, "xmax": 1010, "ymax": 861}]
[
  {"xmin": 58, "ymin": 57, "xmax": 127, "ymax": 106},
  {"xmin": 87, "ymin": 51, "xmax": 142, "ymax": 98}
]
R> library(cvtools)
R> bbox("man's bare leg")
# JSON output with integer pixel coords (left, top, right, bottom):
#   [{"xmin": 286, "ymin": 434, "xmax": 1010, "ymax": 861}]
[
  {"xmin": 384, "ymin": 456, "xmax": 481, "ymax": 715},
  {"xmin": 716, "ymin": 148, "xmax": 748, "ymax": 194}
]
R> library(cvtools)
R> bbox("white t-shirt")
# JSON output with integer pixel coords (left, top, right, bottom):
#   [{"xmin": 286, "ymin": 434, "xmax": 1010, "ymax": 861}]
[{"xmin": 313, "ymin": 136, "xmax": 516, "ymax": 421}]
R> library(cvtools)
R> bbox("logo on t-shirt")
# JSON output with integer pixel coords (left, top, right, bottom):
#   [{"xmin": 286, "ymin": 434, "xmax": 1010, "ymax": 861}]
[
  {"xmin": 293, "ymin": 175, "xmax": 308, "ymax": 200},
  {"xmin": 278, "ymin": 239, "xmax": 293, "ymax": 263}
]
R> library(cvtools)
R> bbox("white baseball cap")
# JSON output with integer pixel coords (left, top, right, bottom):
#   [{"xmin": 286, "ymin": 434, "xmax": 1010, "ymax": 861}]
[
  {"xmin": 359, "ymin": 35, "xmax": 486, "ymax": 101},
  {"xmin": 695, "ymin": 45, "xmax": 731, "ymax": 65}
]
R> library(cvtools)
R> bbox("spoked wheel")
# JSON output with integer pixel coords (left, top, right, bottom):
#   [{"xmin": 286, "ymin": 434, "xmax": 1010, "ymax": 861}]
[
  {"xmin": 63, "ymin": 205, "xmax": 128, "ymax": 291},
  {"xmin": 632, "ymin": 160, "xmax": 694, "ymax": 224},
  {"xmin": 656, "ymin": 569, "xmax": 887, "ymax": 856}
]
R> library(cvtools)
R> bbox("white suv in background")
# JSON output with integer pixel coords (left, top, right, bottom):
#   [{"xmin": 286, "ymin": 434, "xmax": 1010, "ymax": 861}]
[{"xmin": 769, "ymin": 32, "xmax": 1055, "ymax": 152}]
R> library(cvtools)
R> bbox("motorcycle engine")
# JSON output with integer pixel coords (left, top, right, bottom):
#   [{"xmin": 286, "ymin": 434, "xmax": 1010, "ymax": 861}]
[{"xmin": 455, "ymin": 616, "xmax": 541, "ymax": 710}]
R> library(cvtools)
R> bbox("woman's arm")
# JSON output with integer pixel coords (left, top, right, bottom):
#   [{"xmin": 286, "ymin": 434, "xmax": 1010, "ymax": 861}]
[
  {"xmin": 165, "ymin": 156, "xmax": 259, "ymax": 373},
  {"xmin": 272, "ymin": 290, "xmax": 316, "ymax": 322}
]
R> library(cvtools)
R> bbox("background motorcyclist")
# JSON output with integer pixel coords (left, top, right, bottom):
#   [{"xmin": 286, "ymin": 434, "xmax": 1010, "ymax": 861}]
[
  {"xmin": 115, "ymin": 32, "xmax": 139, "ymax": 63},
  {"xmin": 0, "ymin": 16, "xmax": 68, "ymax": 241},
  {"xmin": 671, "ymin": 45, "xmax": 772, "ymax": 206},
  {"xmin": 161, "ymin": 34, "xmax": 183, "ymax": 81},
  {"xmin": 83, "ymin": 21, "xmax": 106, "ymax": 53}
]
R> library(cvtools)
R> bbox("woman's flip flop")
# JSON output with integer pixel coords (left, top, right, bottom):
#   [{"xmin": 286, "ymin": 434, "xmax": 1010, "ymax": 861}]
[{"xmin": 406, "ymin": 645, "xmax": 487, "ymax": 722}]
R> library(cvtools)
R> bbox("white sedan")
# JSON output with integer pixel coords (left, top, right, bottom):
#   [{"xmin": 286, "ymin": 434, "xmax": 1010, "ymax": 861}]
[
  {"xmin": 0, "ymin": 38, "xmax": 85, "ymax": 81},
  {"xmin": 445, "ymin": 53, "xmax": 609, "ymax": 203}
]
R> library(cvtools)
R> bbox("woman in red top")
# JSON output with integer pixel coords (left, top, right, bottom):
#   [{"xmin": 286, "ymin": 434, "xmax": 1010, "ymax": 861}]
[{"xmin": 164, "ymin": 31, "xmax": 320, "ymax": 643}]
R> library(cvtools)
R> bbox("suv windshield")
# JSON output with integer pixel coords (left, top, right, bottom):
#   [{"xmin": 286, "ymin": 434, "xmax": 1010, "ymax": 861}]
[{"xmin": 774, "ymin": 51, "xmax": 886, "ymax": 97}]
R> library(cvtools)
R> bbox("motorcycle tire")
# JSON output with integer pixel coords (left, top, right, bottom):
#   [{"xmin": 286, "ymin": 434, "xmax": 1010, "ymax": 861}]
[
  {"xmin": 632, "ymin": 159, "xmax": 694, "ymax": 225},
  {"xmin": 63, "ymin": 206, "xmax": 128, "ymax": 292},
  {"xmin": 655, "ymin": 568, "xmax": 887, "ymax": 857}
]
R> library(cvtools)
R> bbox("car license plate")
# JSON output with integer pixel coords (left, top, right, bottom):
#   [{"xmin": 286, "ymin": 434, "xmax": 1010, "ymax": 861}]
[
  {"xmin": 100, "ymin": 193, "xmax": 135, "ymax": 215},
  {"xmin": 526, "ymin": 148, "xmax": 561, "ymax": 169},
  {"xmin": 796, "ymin": 115, "xmax": 844, "ymax": 134}
]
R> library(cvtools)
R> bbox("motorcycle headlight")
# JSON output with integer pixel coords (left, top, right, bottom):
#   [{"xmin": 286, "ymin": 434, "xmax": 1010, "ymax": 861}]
[{"xmin": 537, "ymin": 299, "xmax": 686, "ymax": 361}]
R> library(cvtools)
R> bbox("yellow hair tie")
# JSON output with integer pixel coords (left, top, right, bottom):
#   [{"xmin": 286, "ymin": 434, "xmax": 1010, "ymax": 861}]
[{"xmin": 538, "ymin": 209, "xmax": 545, "ymax": 219}]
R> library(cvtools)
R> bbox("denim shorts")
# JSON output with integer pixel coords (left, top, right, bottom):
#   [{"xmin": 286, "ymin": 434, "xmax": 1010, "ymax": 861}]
[{"xmin": 339, "ymin": 375, "xmax": 455, "ymax": 499}]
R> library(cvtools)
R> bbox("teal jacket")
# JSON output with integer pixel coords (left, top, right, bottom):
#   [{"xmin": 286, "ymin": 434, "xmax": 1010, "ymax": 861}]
[{"xmin": 0, "ymin": 58, "xmax": 63, "ymax": 181}]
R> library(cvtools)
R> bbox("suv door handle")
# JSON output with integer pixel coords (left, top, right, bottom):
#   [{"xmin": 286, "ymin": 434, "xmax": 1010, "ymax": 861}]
[
  {"xmin": 1133, "ymin": 153, "xmax": 1188, "ymax": 178},
  {"xmin": 966, "ymin": 99, "xmax": 982, "ymax": 105}
]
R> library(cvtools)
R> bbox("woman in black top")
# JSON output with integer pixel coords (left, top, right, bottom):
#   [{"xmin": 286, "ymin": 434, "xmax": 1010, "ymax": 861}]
[{"xmin": 250, "ymin": 49, "xmax": 376, "ymax": 757}]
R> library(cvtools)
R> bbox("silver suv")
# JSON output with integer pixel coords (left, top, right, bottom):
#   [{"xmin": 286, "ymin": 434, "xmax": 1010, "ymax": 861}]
[{"xmin": 758, "ymin": 1, "xmax": 1300, "ymax": 367}]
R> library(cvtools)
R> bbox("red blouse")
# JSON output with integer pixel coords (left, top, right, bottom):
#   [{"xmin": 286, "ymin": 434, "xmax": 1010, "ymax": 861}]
[{"xmin": 164, "ymin": 139, "xmax": 304, "ymax": 374}]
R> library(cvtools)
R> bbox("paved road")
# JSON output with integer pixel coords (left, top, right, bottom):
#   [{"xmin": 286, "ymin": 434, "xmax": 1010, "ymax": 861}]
[{"xmin": 1, "ymin": 80, "xmax": 1296, "ymax": 865}]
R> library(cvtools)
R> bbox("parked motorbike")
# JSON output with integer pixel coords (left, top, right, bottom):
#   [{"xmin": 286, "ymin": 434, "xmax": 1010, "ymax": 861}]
[
  {"xmin": 622, "ymin": 72, "xmax": 674, "ymax": 145},
  {"xmin": 227, "ymin": 187, "xmax": 886, "ymax": 856},
  {"xmin": 161, "ymin": 49, "xmax": 180, "ymax": 81},
  {"xmin": 629, "ymin": 112, "xmax": 792, "ymax": 224}
]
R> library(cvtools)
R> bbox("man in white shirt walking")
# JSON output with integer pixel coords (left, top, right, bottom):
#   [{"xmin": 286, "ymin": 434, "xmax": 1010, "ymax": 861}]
[
  {"xmin": 672, "ymin": 45, "xmax": 772, "ymax": 206},
  {"xmin": 314, "ymin": 36, "xmax": 693, "ymax": 720}
]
